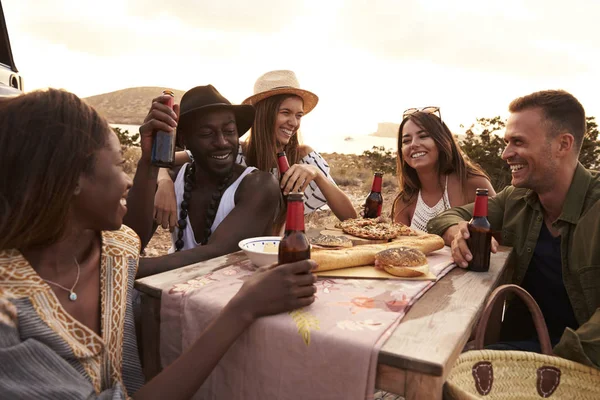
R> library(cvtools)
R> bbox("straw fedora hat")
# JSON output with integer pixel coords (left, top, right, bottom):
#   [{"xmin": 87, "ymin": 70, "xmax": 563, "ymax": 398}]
[
  {"xmin": 242, "ymin": 70, "xmax": 319, "ymax": 114},
  {"xmin": 179, "ymin": 84, "xmax": 255, "ymax": 136}
]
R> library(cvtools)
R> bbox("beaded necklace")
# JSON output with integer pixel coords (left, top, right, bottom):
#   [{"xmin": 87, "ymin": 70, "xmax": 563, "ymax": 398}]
[{"xmin": 175, "ymin": 163, "xmax": 233, "ymax": 251}]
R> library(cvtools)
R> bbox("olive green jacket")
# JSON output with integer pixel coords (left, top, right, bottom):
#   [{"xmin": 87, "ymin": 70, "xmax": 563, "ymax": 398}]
[{"xmin": 428, "ymin": 163, "xmax": 600, "ymax": 368}]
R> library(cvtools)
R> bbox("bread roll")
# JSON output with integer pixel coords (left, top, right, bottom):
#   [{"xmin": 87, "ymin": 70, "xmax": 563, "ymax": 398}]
[{"xmin": 375, "ymin": 247, "xmax": 429, "ymax": 277}]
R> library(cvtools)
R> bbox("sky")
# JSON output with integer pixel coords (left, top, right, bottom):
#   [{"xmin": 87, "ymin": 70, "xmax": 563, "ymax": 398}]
[{"xmin": 3, "ymin": 0, "xmax": 600, "ymax": 143}]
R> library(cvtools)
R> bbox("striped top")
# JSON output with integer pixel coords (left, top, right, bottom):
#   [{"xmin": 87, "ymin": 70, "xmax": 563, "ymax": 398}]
[
  {"xmin": 0, "ymin": 226, "xmax": 145, "ymax": 399},
  {"xmin": 236, "ymin": 144, "xmax": 336, "ymax": 215},
  {"xmin": 410, "ymin": 175, "xmax": 450, "ymax": 233}
]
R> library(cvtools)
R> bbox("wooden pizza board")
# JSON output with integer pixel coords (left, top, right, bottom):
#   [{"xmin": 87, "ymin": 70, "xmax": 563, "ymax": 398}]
[{"xmin": 316, "ymin": 264, "xmax": 436, "ymax": 281}]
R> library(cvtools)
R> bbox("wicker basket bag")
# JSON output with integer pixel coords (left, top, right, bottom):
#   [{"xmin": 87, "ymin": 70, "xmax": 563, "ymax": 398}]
[{"xmin": 445, "ymin": 284, "xmax": 600, "ymax": 399}]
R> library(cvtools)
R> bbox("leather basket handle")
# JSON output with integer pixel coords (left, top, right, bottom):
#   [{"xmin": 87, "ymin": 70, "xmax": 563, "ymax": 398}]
[{"xmin": 474, "ymin": 284, "xmax": 554, "ymax": 355}]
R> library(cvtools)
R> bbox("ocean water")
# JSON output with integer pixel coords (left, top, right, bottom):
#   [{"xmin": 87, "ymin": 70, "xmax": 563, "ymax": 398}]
[{"xmin": 111, "ymin": 124, "xmax": 399, "ymax": 155}]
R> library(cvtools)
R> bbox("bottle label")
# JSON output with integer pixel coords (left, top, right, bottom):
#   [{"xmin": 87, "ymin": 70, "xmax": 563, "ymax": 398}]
[
  {"xmin": 372, "ymin": 175, "xmax": 383, "ymax": 192},
  {"xmin": 473, "ymin": 194, "xmax": 488, "ymax": 217},
  {"xmin": 285, "ymin": 201, "xmax": 305, "ymax": 231},
  {"xmin": 277, "ymin": 154, "xmax": 290, "ymax": 175}
]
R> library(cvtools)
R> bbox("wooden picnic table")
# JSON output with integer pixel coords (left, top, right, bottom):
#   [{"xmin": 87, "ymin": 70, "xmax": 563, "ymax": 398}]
[{"xmin": 135, "ymin": 244, "xmax": 511, "ymax": 400}]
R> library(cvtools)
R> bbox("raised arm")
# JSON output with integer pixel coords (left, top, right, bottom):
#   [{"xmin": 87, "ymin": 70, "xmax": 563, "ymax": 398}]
[
  {"xmin": 174, "ymin": 150, "xmax": 192, "ymax": 166},
  {"xmin": 138, "ymin": 171, "xmax": 281, "ymax": 277},
  {"xmin": 281, "ymin": 145, "xmax": 357, "ymax": 220},
  {"xmin": 123, "ymin": 95, "xmax": 179, "ymax": 248}
]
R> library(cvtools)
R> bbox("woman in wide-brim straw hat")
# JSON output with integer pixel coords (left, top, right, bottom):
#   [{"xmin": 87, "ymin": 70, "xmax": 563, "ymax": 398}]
[
  {"xmin": 240, "ymin": 70, "xmax": 356, "ymax": 221},
  {"xmin": 154, "ymin": 70, "xmax": 356, "ymax": 231}
]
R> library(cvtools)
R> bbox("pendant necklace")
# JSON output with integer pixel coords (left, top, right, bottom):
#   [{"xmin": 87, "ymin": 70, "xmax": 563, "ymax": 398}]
[{"xmin": 43, "ymin": 256, "xmax": 81, "ymax": 301}]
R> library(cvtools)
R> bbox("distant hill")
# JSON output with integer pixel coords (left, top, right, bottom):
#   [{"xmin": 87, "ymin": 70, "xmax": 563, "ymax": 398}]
[
  {"xmin": 84, "ymin": 87, "xmax": 186, "ymax": 124},
  {"xmin": 370, "ymin": 122, "xmax": 399, "ymax": 138}
]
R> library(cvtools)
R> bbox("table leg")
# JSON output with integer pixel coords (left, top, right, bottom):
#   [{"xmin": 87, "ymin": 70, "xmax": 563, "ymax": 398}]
[
  {"xmin": 376, "ymin": 364, "xmax": 406, "ymax": 395},
  {"xmin": 140, "ymin": 294, "xmax": 162, "ymax": 381},
  {"xmin": 404, "ymin": 371, "xmax": 443, "ymax": 400}
]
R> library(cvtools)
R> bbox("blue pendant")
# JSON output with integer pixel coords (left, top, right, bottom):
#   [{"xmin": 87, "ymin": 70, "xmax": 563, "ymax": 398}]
[{"xmin": 69, "ymin": 292, "xmax": 77, "ymax": 301}]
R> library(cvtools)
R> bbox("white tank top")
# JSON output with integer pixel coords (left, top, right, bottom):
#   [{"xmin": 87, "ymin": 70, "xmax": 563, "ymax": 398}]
[
  {"xmin": 168, "ymin": 164, "xmax": 258, "ymax": 253},
  {"xmin": 410, "ymin": 175, "xmax": 450, "ymax": 233}
]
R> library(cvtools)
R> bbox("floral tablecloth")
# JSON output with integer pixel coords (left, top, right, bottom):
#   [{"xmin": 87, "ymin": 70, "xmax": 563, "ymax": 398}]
[{"xmin": 160, "ymin": 247, "xmax": 455, "ymax": 400}]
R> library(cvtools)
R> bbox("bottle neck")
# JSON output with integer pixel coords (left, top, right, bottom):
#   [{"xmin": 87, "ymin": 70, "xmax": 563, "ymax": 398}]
[
  {"xmin": 371, "ymin": 176, "xmax": 382, "ymax": 192},
  {"xmin": 164, "ymin": 96, "xmax": 174, "ymax": 109},
  {"xmin": 473, "ymin": 194, "xmax": 488, "ymax": 217},
  {"xmin": 277, "ymin": 155, "xmax": 290, "ymax": 175},
  {"xmin": 285, "ymin": 201, "xmax": 305, "ymax": 231}
]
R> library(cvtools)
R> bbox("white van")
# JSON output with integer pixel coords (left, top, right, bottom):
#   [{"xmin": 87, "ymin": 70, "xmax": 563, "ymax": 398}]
[{"xmin": 0, "ymin": 1, "xmax": 23, "ymax": 97}]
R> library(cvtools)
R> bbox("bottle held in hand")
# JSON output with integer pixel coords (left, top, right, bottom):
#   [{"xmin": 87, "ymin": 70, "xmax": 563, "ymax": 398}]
[
  {"xmin": 466, "ymin": 188, "xmax": 492, "ymax": 272},
  {"xmin": 151, "ymin": 90, "xmax": 176, "ymax": 168},
  {"xmin": 363, "ymin": 172, "xmax": 384, "ymax": 218},
  {"xmin": 278, "ymin": 193, "xmax": 311, "ymax": 264},
  {"xmin": 277, "ymin": 151, "xmax": 290, "ymax": 177}
]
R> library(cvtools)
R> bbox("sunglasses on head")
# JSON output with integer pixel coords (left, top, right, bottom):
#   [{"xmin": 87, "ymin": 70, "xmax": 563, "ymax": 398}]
[{"xmin": 402, "ymin": 106, "xmax": 442, "ymax": 121}]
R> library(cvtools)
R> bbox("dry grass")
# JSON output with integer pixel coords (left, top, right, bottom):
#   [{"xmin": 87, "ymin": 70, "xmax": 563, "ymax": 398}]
[{"xmin": 125, "ymin": 149, "xmax": 400, "ymax": 256}]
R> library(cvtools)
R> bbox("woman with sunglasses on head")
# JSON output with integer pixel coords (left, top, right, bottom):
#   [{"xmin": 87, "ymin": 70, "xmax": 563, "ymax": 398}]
[
  {"xmin": 0, "ymin": 89, "xmax": 316, "ymax": 399},
  {"xmin": 154, "ymin": 70, "xmax": 357, "ymax": 231},
  {"xmin": 392, "ymin": 107, "xmax": 495, "ymax": 232}
]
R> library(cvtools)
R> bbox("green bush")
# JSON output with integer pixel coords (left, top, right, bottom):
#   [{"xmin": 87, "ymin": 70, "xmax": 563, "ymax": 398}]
[
  {"xmin": 113, "ymin": 127, "xmax": 140, "ymax": 149},
  {"xmin": 361, "ymin": 146, "xmax": 397, "ymax": 175}
]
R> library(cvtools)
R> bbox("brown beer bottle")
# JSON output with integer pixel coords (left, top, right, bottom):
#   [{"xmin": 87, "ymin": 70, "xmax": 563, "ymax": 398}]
[
  {"xmin": 363, "ymin": 172, "xmax": 384, "ymax": 218},
  {"xmin": 151, "ymin": 90, "xmax": 176, "ymax": 168},
  {"xmin": 466, "ymin": 188, "xmax": 492, "ymax": 272},
  {"xmin": 278, "ymin": 193, "xmax": 311, "ymax": 264}
]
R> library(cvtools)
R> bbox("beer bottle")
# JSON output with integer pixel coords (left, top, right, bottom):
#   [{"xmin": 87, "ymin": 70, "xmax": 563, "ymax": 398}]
[
  {"xmin": 466, "ymin": 188, "xmax": 492, "ymax": 272},
  {"xmin": 363, "ymin": 172, "xmax": 384, "ymax": 218},
  {"xmin": 151, "ymin": 90, "xmax": 176, "ymax": 168},
  {"xmin": 278, "ymin": 193, "xmax": 311, "ymax": 264},
  {"xmin": 277, "ymin": 151, "xmax": 290, "ymax": 177}
]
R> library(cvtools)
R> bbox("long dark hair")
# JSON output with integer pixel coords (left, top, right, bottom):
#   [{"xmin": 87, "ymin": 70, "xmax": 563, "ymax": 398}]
[
  {"xmin": 0, "ymin": 89, "xmax": 109, "ymax": 250},
  {"xmin": 391, "ymin": 112, "xmax": 489, "ymax": 218},
  {"xmin": 244, "ymin": 94, "xmax": 302, "ymax": 172}
]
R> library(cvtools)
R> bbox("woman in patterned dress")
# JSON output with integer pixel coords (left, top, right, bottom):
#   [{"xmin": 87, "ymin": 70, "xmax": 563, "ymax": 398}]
[
  {"xmin": 391, "ymin": 107, "xmax": 495, "ymax": 232},
  {"xmin": 0, "ymin": 89, "xmax": 317, "ymax": 399},
  {"xmin": 153, "ymin": 71, "xmax": 357, "ymax": 231}
]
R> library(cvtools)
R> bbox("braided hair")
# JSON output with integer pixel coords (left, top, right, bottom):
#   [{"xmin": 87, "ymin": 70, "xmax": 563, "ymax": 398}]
[{"xmin": 175, "ymin": 163, "xmax": 233, "ymax": 251}]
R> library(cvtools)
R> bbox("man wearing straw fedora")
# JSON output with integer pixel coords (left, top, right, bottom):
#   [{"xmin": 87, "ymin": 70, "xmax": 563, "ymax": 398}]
[
  {"xmin": 429, "ymin": 90, "xmax": 600, "ymax": 367},
  {"xmin": 124, "ymin": 85, "xmax": 284, "ymax": 277}
]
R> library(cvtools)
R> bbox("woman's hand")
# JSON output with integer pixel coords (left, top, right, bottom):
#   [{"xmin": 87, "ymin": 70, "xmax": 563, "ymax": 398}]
[
  {"xmin": 231, "ymin": 260, "xmax": 317, "ymax": 321},
  {"xmin": 280, "ymin": 164, "xmax": 321, "ymax": 195},
  {"xmin": 138, "ymin": 95, "xmax": 180, "ymax": 162},
  {"xmin": 154, "ymin": 176, "xmax": 178, "ymax": 231}
]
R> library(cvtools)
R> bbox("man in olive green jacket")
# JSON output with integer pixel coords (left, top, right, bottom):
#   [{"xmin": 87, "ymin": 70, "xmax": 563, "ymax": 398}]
[{"xmin": 428, "ymin": 90, "xmax": 600, "ymax": 368}]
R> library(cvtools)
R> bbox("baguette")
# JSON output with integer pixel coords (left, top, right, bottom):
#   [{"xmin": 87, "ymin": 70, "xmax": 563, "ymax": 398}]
[{"xmin": 312, "ymin": 233, "xmax": 444, "ymax": 272}]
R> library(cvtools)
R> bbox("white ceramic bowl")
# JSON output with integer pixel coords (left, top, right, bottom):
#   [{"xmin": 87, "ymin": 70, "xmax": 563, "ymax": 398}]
[{"xmin": 238, "ymin": 236, "xmax": 282, "ymax": 267}]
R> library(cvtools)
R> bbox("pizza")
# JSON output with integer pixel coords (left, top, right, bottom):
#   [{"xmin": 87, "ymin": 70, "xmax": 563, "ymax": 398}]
[
  {"xmin": 339, "ymin": 217, "xmax": 417, "ymax": 240},
  {"xmin": 310, "ymin": 234, "xmax": 353, "ymax": 249}
]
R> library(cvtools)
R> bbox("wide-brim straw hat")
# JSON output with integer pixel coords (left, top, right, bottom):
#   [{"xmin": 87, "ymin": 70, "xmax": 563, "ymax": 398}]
[
  {"xmin": 179, "ymin": 84, "xmax": 255, "ymax": 136},
  {"xmin": 242, "ymin": 70, "xmax": 319, "ymax": 114}
]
